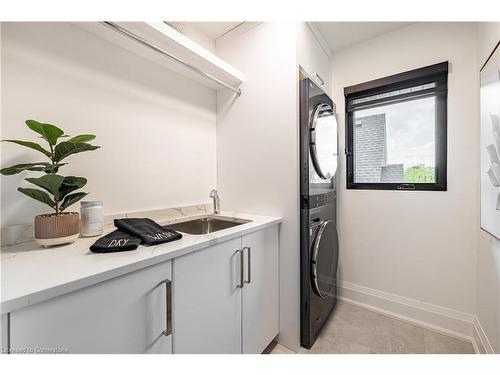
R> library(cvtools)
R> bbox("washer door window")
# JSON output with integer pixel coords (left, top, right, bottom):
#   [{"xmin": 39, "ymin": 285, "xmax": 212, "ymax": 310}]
[
  {"xmin": 311, "ymin": 220, "xmax": 338, "ymax": 299},
  {"xmin": 310, "ymin": 103, "xmax": 338, "ymax": 180}
]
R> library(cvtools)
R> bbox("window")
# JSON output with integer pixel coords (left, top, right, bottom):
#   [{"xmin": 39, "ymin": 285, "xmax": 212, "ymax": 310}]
[{"xmin": 344, "ymin": 62, "xmax": 448, "ymax": 191}]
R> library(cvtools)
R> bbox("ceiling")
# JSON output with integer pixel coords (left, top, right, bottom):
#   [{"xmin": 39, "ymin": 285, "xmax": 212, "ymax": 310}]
[
  {"xmin": 190, "ymin": 22, "xmax": 244, "ymax": 39},
  {"xmin": 312, "ymin": 22, "xmax": 413, "ymax": 52},
  {"xmin": 176, "ymin": 22, "xmax": 412, "ymax": 48}
]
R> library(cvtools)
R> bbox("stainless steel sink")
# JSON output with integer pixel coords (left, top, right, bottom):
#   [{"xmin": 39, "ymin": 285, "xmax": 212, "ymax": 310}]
[{"xmin": 165, "ymin": 216, "xmax": 251, "ymax": 235}]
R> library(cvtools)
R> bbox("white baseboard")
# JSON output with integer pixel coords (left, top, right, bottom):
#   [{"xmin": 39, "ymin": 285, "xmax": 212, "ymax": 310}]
[
  {"xmin": 339, "ymin": 280, "xmax": 495, "ymax": 354},
  {"xmin": 472, "ymin": 316, "xmax": 495, "ymax": 354}
]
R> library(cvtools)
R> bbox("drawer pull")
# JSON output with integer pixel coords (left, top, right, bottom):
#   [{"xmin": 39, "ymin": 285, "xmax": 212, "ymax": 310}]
[
  {"xmin": 236, "ymin": 249, "xmax": 244, "ymax": 288},
  {"xmin": 162, "ymin": 279, "xmax": 172, "ymax": 336},
  {"xmin": 243, "ymin": 246, "xmax": 251, "ymax": 284}
]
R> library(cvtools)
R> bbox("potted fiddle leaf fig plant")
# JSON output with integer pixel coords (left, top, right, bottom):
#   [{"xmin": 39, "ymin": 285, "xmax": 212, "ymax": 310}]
[{"xmin": 1, "ymin": 119, "xmax": 100, "ymax": 247}]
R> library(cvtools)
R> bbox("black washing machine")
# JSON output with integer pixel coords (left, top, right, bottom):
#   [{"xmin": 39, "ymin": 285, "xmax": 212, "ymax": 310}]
[{"xmin": 299, "ymin": 78, "xmax": 339, "ymax": 349}]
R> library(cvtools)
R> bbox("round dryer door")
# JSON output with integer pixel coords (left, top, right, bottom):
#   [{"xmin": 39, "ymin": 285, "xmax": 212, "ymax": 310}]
[
  {"xmin": 311, "ymin": 220, "xmax": 339, "ymax": 299},
  {"xmin": 309, "ymin": 103, "xmax": 338, "ymax": 180}
]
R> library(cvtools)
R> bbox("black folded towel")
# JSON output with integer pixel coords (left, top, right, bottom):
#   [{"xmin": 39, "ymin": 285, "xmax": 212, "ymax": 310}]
[
  {"xmin": 114, "ymin": 218, "xmax": 182, "ymax": 246},
  {"xmin": 90, "ymin": 229, "xmax": 141, "ymax": 253}
]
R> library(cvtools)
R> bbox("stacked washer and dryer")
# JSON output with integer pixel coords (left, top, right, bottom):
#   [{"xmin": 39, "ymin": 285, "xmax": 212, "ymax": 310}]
[{"xmin": 299, "ymin": 78, "xmax": 339, "ymax": 349}]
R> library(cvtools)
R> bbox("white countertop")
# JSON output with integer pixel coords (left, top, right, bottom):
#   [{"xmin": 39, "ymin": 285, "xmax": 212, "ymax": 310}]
[{"xmin": 1, "ymin": 212, "xmax": 281, "ymax": 314}]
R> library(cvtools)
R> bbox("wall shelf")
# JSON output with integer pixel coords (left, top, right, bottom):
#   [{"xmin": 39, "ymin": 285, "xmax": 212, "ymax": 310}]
[{"xmin": 74, "ymin": 22, "xmax": 244, "ymax": 94}]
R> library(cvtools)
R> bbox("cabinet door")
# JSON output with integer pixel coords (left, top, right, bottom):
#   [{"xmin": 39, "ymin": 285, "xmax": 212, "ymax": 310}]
[
  {"xmin": 173, "ymin": 238, "xmax": 242, "ymax": 353},
  {"xmin": 10, "ymin": 261, "xmax": 172, "ymax": 354},
  {"xmin": 242, "ymin": 225, "xmax": 279, "ymax": 353}
]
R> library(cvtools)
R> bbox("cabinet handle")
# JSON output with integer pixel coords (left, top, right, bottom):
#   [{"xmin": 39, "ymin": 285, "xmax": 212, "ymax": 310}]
[
  {"xmin": 162, "ymin": 279, "xmax": 172, "ymax": 336},
  {"xmin": 236, "ymin": 249, "xmax": 244, "ymax": 288},
  {"xmin": 243, "ymin": 246, "xmax": 251, "ymax": 284}
]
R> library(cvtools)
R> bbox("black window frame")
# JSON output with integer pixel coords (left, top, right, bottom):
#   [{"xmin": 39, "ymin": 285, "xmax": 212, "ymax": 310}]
[{"xmin": 344, "ymin": 61, "xmax": 448, "ymax": 191}]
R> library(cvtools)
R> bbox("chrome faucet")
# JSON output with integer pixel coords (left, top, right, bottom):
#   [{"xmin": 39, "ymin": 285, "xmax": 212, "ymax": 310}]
[{"xmin": 209, "ymin": 189, "xmax": 220, "ymax": 215}]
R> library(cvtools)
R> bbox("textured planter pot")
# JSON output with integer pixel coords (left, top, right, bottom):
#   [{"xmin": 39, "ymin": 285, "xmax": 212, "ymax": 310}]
[{"xmin": 34, "ymin": 212, "xmax": 80, "ymax": 247}]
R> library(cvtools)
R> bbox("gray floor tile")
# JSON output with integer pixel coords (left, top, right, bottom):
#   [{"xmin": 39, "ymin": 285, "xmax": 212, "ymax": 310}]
[
  {"xmin": 299, "ymin": 335, "xmax": 375, "ymax": 354},
  {"xmin": 332, "ymin": 302, "xmax": 380, "ymax": 330},
  {"xmin": 270, "ymin": 302, "xmax": 475, "ymax": 355},
  {"xmin": 372, "ymin": 315, "xmax": 425, "ymax": 354},
  {"xmin": 424, "ymin": 329, "xmax": 474, "ymax": 354},
  {"xmin": 269, "ymin": 343, "xmax": 296, "ymax": 354}
]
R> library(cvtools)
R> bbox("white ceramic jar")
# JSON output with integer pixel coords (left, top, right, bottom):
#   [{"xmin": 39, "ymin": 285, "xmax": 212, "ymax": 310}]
[{"xmin": 80, "ymin": 201, "xmax": 104, "ymax": 237}]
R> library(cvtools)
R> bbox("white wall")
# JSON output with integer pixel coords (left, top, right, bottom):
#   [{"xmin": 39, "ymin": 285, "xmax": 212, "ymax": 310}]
[
  {"xmin": 332, "ymin": 23, "xmax": 478, "ymax": 319},
  {"xmin": 216, "ymin": 22, "xmax": 299, "ymax": 350},
  {"xmin": 478, "ymin": 22, "xmax": 500, "ymax": 69},
  {"xmin": 296, "ymin": 23, "xmax": 332, "ymax": 93},
  {"xmin": 1, "ymin": 22, "xmax": 217, "ymax": 226},
  {"xmin": 476, "ymin": 22, "xmax": 500, "ymax": 353},
  {"xmin": 216, "ymin": 22, "xmax": 332, "ymax": 351},
  {"xmin": 181, "ymin": 24, "xmax": 216, "ymax": 54}
]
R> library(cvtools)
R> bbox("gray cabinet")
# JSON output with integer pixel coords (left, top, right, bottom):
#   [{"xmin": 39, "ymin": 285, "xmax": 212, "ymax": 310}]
[
  {"xmin": 173, "ymin": 226, "xmax": 279, "ymax": 354},
  {"xmin": 242, "ymin": 226, "xmax": 279, "ymax": 353},
  {"xmin": 5, "ymin": 225, "xmax": 279, "ymax": 354},
  {"xmin": 173, "ymin": 237, "xmax": 242, "ymax": 353},
  {"xmin": 9, "ymin": 260, "xmax": 172, "ymax": 354}
]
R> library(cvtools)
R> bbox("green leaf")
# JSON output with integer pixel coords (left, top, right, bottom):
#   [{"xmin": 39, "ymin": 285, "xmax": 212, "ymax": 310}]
[
  {"xmin": 60, "ymin": 192, "xmax": 87, "ymax": 212},
  {"xmin": 0, "ymin": 162, "xmax": 66, "ymax": 175},
  {"xmin": 53, "ymin": 142, "xmax": 99, "ymax": 162},
  {"xmin": 58, "ymin": 176, "xmax": 87, "ymax": 199},
  {"xmin": 1, "ymin": 163, "xmax": 47, "ymax": 175},
  {"xmin": 2, "ymin": 140, "xmax": 51, "ymax": 157},
  {"xmin": 25, "ymin": 119, "xmax": 64, "ymax": 145},
  {"xmin": 42, "ymin": 163, "xmax": 66, "ymax": 174},
  {"xmin": 25, "ymin": 174, "xmax": 65, "ymax": 197},
  {"xmin": 67, "ymin": 134, "xmax": 96, "ymax": 143},
  {"xmin": 18, "ymin": 187, "xmax": 55, "ymax": 210}
]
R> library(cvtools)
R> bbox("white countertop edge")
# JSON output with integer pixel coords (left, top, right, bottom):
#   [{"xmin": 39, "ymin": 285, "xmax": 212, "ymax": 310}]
[{"xmin": 1, "ymin": 213, "xmax": 282, "ymax": 314}]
